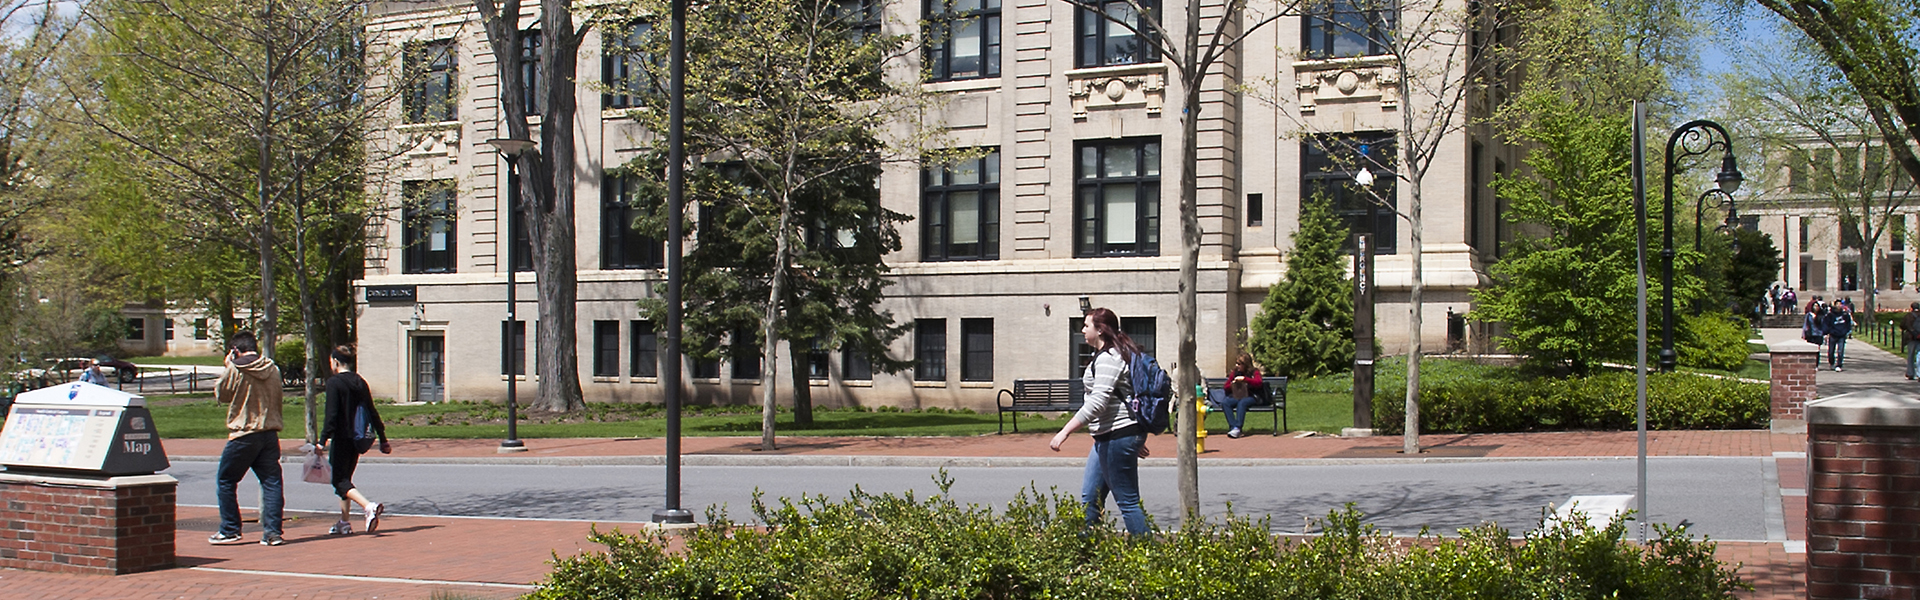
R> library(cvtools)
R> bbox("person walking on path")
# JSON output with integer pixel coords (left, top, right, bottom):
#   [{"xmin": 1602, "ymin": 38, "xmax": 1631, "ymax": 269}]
[
  {"xmin": 1804, "ymin": 301, "xmax": 1828, "ymax": 366},
  {"xmin": 1903, "ymin": 302, "xmax": 1920, "ymax": 380},
  {"xmin": 209, "ymin": 332, "xmax": 287, "ymax": 546},
  {"xmin": 1823, "ymin": 300, "xmax": 1855, "ymax": 371},
  {"xmin": 77, "ymin": 359, "xmax": 107, "ymax": 386},
  {"xmin": 317, "ymin": 345, "xmax": 391, "ymax": 535},
  {"xmin": 1049, "ymin": 307, "xmax": 1149, "ymax": 536}
]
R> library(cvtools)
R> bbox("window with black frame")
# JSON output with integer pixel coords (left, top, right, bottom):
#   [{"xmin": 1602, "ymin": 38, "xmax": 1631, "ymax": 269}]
[
  {"xmin": 730, "ymin": 328, "xmax": 761, "ymax": 380},
  {"xmin": 1076, "ymin": 0, "xmax": 1155, "ymax": 68},
  {"xmin": 601, "ymin": 171, "xmax": 664, "ymax": 269},
  {"xmin": 403, "ymin": 180, "xmax": 458, "ymax": 273},
  {"xmin": 925, "ymin": 0, "xmax": 1000, "ymax": 81},
  {"xmin": 915, "ymin": 318, "xmax": 947, "ymax": 381},
  {"xmin": 832, "ymin": 0, "xmax": 884, "ymax": 40},
  {"xmin": 961, "ymin": 318, "xmax": 993, "ymax": 382},
  {"xmin": 806, "ymin": 338, "xmax": 831, "ymax": 380},
  {"xmin": 1069, "ymin": 316, "xmax": 1155, "ymax": 374},
  {"xmin": 1075, "ymin": 138, "xmax": 1160, "ymax": 257},
  {"xmin": 1302, "ymin": 133, "xmax": 1397, "ymax": 254},
  {"xmin": 406, "ymin": 40, "xmax": 457, "ymax": 123},
  {"xmin": 1302, "ymin": 0, "xmax": 1395, "ymax": 59},
  {"xmin": 923, "ymin": 149, "xmax": 1000, "ymax": 261},
  {"xmin": 601, "ymin": 21, "xmax": 658, "ymax": 110},
  {"xmin": 518, "ymin": 30, "xmax": 544, "ymax": 116},
  {"xmin": 593, "ymin": 320, "xmax": 619, "ymax": 377},
  {"xmin": 630, "ymin": 320, "xmax": 658, "ymax": 378},
  {"xmin": 842, "ymin": 349, "xmax": 873, "ymax": 381}
]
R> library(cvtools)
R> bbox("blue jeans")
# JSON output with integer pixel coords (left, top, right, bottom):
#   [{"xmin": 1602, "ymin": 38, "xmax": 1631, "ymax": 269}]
[
  {"xmin": 1208, "ymin": 389, "xmax": 1258, "ymax": 431},
  {"xmin": 1082, "ymin": 429, "xmax": 1148, "ymax": 536},
  {"xmin": 1907, "ymin": 342, "xmax": 1918, "ymax": 378},
  {"xmin": 215, "ymin": 431, "xmax": 284, "ymax": 537},
  {"xmin": 1828, "ymin": 336, "xmax": 1848, "ymax": 369}
]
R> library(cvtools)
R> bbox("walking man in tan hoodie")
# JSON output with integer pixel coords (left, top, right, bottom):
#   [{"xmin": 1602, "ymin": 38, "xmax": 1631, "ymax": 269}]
[{"xmin": 209, "ymin": 331, "xmax": 288, "ymax": 546}]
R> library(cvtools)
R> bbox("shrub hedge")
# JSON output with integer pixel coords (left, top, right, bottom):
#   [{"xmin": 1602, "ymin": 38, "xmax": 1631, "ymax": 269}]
[
  {"xmin": 1372, "ymin": 371, "xmax": 1768, "ymax": 434},
  {"xmin": 528, "ymin": 478, "xmax": 1745, "ymax": 599}
]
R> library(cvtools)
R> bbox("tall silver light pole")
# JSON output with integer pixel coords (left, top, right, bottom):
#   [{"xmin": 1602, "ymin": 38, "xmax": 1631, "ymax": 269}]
[
  {"xmin": 652, "ymin": 0, "xmax": 693, "ymax": 525},
  {"xmin": 486, "ymin": 138, "xmax": 535, "ymax": 453},
  {"xmin": 1631, "ymin": 102, "xmax": 1649, "ymax": 542}
]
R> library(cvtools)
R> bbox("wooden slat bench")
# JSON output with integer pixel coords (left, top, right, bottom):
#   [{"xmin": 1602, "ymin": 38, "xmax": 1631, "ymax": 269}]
[
  {"xmin": 996, "ymin": 379, "xmax": 1084, "ymax": 434},
  {"xmin": 1201, "ymin": 376, "xmax": 1289, "ymax": 435}
]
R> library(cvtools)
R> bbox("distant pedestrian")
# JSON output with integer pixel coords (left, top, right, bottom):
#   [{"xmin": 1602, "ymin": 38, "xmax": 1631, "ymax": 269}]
[
  {"xmin": 77, "ymin": 359, "xmax": 107, "ymax": 386},
  {"xmin": 317, "ymin": 345, "xmax": 390, "ymax": 536},
  {"xmin": 1901, "ymin": 302, "xmax": 1920, "ymax": 380},
  {"xmin": 1823, "ymin": 302, "xmax": 1854, "ymax": 371},
  {"xmin": 209, "ymin": 332, "xmax": 286, "ymax": 546},
  {"xmin": 1803, "ymin": 302, "xmax": 1827, "ymax": 364},
  {"xmin": 1783, "ymin": 288, "xmax": 1798, "ymax": 315}
]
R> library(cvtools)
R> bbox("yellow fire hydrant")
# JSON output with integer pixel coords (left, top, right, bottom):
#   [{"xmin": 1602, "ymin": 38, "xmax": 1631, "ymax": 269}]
[{"xmin": 1193, "ymin": 384, "xmax": 1210, "ymax": 453}]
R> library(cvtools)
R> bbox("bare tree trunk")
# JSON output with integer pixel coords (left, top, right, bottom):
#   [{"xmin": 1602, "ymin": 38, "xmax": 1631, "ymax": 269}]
[
  {"xmin": 292, "ymin": 177, "xmax": 320, "ymax": 443},
  {"xmin": 1404, "ymin": 183, "xmax": 1423, "ymax": 456},
  {"xmin": 761, "ymin": 197, "xmax": 794, "ymax": 451},
  {"xmin": 255, "ymin": 3, "xmax": 278, "ymax": 357},
  {"xmin": 1173, "ymin": 0, "xmax": 1203, "ymax": 526}
]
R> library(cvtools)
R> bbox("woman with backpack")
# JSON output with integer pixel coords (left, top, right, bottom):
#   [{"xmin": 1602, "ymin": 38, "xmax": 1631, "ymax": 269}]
[
  {"xmin": 317, "ymin": 345, "xmax": 391, "ymax": 535},
  {"xmin": 1048, "ymin": 307, "xmax": 1149, "ymax": 536}
]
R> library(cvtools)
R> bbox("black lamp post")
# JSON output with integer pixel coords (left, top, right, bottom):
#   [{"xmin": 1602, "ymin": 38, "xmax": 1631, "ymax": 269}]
[
  {"xmin": 1660, "ymin": 120, "xmax": 1742, "ymax": 372},
  {"xmin": 486, "ymin": 137, "xmax": 535, "ymax": 453},
  {"xmin": 652, "ymin": 0, "xmax": 694, "ymax": 525}
]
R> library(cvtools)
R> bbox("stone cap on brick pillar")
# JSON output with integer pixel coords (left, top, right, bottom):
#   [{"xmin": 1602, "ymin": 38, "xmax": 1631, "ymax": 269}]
[
  {"xmin": 1767, "ymin": 339, "xmax": 1821, "ymax": 354},
  {"xmin": 1807, "ymin": 390, "xmax": 1920, "ymax": 427}
]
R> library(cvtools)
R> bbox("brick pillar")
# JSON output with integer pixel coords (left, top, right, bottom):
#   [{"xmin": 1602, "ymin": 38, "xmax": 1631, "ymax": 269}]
[
  {"xmin": 1769, "ymin": 339, "xmax": 1820, "ymax": 433},
  {"xmin": 1805, "ymin": 391, "xmax": 1920, "ymax": 600},
  {"xmin": 0, "ymin": 472, "xmax": 176, "ymax": 575}
]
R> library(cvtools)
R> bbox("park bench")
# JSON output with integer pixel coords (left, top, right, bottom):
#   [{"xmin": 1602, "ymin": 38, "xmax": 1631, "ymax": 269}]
[
  {"xmin": 1201, "ymin": 376, "xmax": 1289, "ymax": 435},
  {"xmin": 996, "ymin": 378, "xmax": 1083, "ymax": 434}
]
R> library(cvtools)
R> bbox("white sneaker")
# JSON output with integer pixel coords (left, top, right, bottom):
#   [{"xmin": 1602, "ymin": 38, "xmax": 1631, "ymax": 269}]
[
  {"xmin": 365, "ymin": 502, "xmax": 383, "ymax": 533},
  {"xmin": 1228, "ymin": 428, "xmax": 1242, "ymax": 439},
  {"xmin": 329, "ymin": 520, "xmax": 352, "ymax": 535}
]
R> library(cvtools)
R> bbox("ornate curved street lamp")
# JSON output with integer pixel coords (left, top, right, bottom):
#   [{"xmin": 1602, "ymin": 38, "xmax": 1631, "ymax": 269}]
[{"xmin": 1660, "ymin": 120, "xmax": 1742, "ymax": 372}]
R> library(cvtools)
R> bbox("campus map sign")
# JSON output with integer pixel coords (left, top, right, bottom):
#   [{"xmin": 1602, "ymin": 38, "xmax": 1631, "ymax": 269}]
[{"xmin": 0, "ymin": 382, "xmax": 169, "ymax": 475}]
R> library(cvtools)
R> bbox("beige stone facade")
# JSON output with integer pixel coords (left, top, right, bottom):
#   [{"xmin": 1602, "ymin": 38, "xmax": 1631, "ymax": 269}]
[{"xmin": 356, "ymin": 0, "xmax": 1515, "ymax": 411}]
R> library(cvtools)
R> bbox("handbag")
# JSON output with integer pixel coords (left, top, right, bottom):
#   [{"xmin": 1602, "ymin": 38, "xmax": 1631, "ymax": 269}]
[{"xmin": 301, "ymin": 444, "xmax": 332, "ymax": 484}]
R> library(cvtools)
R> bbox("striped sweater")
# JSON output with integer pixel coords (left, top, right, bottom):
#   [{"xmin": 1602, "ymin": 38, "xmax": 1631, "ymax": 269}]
[{"xmin": 1074, "ymin": 348, "xmax": 1138, "ymax": 435}]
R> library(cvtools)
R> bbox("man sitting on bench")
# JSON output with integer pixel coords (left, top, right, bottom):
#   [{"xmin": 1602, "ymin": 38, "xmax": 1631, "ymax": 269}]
[{"xmin": 1208, "ymin": 352, "xmax": 1264, "ymax": 439}]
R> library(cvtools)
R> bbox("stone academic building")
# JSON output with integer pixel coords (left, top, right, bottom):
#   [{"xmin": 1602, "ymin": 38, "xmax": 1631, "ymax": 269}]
[{"xmin": 356, "ymin": 0, "xmax": 1518, "ymax": 411}]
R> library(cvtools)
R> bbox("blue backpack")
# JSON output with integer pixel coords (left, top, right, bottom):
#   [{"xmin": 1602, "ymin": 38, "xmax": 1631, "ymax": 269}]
[
  {"xmin": 352, "ymin": 402, "xmax": 377, "ymax": 453},
  {"xmin": 1126, "ymin": 352, "xmax": 1173, "ymax": 434}
]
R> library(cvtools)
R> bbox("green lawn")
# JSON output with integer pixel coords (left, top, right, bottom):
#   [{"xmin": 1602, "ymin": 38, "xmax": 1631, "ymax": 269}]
[{"xmin": 125, "ymin": 355, "xmax": 225, "ymax": 366}]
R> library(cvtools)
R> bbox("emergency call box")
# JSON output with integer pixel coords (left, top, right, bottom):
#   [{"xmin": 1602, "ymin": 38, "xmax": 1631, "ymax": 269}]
[{"xmin": 0, "ymin": 382, "xmax": 169, "ymax": 476}]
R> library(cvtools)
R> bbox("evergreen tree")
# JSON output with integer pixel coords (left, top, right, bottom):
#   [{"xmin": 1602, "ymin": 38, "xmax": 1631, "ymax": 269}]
[{"xmin": 1248, "ymin": 195, "xmax": 1354, "ymax": 378}]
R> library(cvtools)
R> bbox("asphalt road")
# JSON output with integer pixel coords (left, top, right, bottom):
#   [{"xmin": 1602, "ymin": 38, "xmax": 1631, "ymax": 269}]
[{"xmin": 164, "ymin": 457, "xmax": 1775, "ymax": 541}]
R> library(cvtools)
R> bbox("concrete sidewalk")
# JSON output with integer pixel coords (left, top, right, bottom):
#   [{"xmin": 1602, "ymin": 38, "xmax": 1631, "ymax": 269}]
[{"xmin": 3, "ymin": 428, "xmax": 1815, "ymax": 600}]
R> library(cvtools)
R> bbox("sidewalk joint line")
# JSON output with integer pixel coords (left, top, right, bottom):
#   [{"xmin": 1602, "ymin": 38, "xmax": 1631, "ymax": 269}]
[{"xmin": 188, "ymin": 566, "xmax": 537, "ymax": 590}]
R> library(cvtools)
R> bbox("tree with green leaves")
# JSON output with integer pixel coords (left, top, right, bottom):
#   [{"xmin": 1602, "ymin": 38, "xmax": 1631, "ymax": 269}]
[
  {"xmin": 77, "ymin": 0, "xmax": 395, "ymax": 438},
  {"xmin": 1718, "ymin": 32, "xmax": 1914, "ymax": 317},
  {"xmin": 1473, "ymin": 91, "xmax": 1652, "ymax": 374},
  {"xmin": 1248, "ymin": 196, "xmax": 1354, "ymax": 378},
  {"xmin": 622, "ymin": 0, "xmax": 925, "ymax": 450},
  {"xmin": 474, "ymin": 0, "xmax": 594, "ymax": 412},
  {"xmin": 1750, "ymin": 0, "xmax": 1920, "ymax": 193}
]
